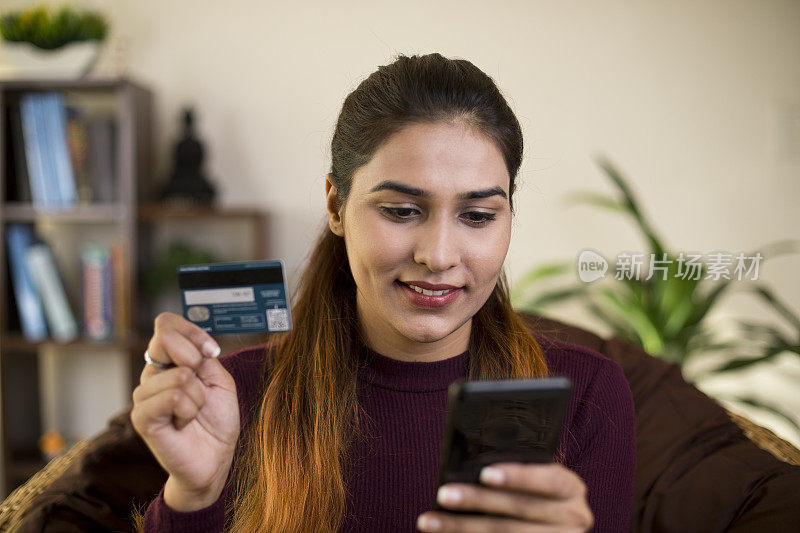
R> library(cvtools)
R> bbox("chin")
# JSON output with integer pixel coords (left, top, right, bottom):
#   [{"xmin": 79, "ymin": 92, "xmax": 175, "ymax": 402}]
[
  {"xmin": 399, "ymin": 321, "xmax": 462, "ymax": 344},
  {"xmin": 407, "ymin": 330, "xmax": 449, "ymax": 344}
]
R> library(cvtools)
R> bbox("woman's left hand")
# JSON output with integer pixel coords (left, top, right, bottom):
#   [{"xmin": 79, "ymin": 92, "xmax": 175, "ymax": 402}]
[{"xmin": 417, "ymin": 462, "xmax": 594, "ymax": 532}]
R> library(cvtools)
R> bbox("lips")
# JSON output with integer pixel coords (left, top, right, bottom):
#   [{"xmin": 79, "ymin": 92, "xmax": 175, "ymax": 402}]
[
  {"xmin": 400, "ymin": 280, "xmax": 461, "ymax": 291},
  {"xmin": 396, "ymin": 280, "xmax": 462, "ymax": 309}
]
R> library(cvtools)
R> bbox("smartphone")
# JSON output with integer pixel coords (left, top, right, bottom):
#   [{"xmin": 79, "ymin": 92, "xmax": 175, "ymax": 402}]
[{"xmin": 433, "ymin": 376, "xmax": 571, "ymax": 514}]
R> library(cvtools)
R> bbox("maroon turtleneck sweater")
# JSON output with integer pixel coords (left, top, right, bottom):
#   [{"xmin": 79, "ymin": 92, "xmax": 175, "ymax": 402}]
[{"xmin": 143, "ymin": 332, "xmax": 636, "ymax": 532}]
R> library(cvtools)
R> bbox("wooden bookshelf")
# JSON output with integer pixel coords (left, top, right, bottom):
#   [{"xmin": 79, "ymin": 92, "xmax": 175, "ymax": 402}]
[
  {"xmin": 0, "ymin": 78, "xmax": 152, "ymax": 498},
  {"xmin": 0, "ymin": 78, "xmax": 270, "ymax": 498}
]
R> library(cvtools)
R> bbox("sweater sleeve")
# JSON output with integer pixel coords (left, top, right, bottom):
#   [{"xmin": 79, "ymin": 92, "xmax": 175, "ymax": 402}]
[
  {"xmin": 142, "ymin": 483, "xmax": 227, "ymax": 533},
  {"xmin": 570, "ymin": 358, "xmax": 636, "ymax": 533},
  {"xmin": 140, "ymin": 345, "xmax": 265, "ymax": 532}
]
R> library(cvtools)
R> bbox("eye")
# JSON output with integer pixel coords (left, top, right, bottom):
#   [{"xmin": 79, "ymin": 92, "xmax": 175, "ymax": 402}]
[
  {"xmin": 461, "ymin": 211, "xmax": 496, "ymax": 226},
  {"xmin": 379, "ymin": 206, "xmax": 419, "ymax": 220}
]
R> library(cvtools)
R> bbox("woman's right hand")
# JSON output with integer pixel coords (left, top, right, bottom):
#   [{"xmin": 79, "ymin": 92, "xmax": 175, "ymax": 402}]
[{"xmin": 131, "ymin": 312, "xmax": 240, "ymax": 511}]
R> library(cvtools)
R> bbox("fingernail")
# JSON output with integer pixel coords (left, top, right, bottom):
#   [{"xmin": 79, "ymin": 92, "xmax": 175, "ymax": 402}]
[
  {"xmin": 480, "ymin": 466, "xmax": 505, "ymax": 485},
  {"xmin": 437, "ymin": 486, "xmax": 462, "ymax": 506},
  {"xmin": 202, "ymin": 340, "xmax": 221, "ymax": 358},
  {"xmin": 417, "ymin": 514, "xmax": 442, "ymax": 532}
]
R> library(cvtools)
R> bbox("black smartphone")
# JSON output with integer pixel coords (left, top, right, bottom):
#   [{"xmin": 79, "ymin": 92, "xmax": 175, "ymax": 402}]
[{"xmin": 432, "ymin": 376, "xmax": 571, "ymax": 514}]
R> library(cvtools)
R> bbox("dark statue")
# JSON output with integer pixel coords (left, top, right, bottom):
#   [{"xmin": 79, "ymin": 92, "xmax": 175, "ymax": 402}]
[{"xmin": 159, "ymin": 107, "xmax": 216, "ymax": 205}]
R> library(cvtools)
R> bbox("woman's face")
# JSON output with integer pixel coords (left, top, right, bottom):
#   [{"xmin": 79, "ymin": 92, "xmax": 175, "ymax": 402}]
[{"xmin": 326, "ymin": 121, "xmax": 513, "ymax": 361}]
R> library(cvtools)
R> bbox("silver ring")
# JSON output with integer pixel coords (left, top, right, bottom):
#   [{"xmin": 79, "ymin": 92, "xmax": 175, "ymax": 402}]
[{"xmin": 144, "ymin": 349, "xmax": 176, "ymax": 370}]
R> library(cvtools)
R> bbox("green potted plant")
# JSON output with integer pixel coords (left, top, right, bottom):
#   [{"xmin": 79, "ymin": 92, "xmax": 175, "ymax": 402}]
[
  {"xmin": 0, "ymin": 4, "xmax": 108, "ymax": 79},
  {"xmin": 512, "ymin": 155, "xmax": 800, "ymax": 434},
  {"xmin": 143, "ymin": 241, "xmax": 219, "ymax": 305}
]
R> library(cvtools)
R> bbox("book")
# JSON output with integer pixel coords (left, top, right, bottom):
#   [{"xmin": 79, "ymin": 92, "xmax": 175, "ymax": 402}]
[
  {"xmin": 18, "ymin": 92, "xmax": 80, "ymax": 209},
  {"xmin": 81, "ymin": 243, "xmax": 113, "ymax": 341},
  {"xmin": 44, "ymin": 92, "xmax": 78, "ymax": 206},
  {"xmin": 25, "ymin": 242, "xmax": 78, "ymax": 342},
  {"xmin": 32, "ymin": 94, "xmax": 61, "ymax": 207},
  {"xmin": 5, "ymin": 223, "xmax": 48, "ymax": 341},
  {"xmin": 110, "ymin": 240, "xmax": 128, "ymax": 337},
  {"xmin": 7, "ymin": 101, "xmax": 32, "ymax": 202},
  {"xmin": 65, "ymin": 105, "xmax": 92, "ymax": 203},
  {"xmin": 19, "ymin": 94, "xmax": 51, "ymax": 207},
  {"xmin": 87, "ymin": 116, "xmax": 116, "ymax": 203}
]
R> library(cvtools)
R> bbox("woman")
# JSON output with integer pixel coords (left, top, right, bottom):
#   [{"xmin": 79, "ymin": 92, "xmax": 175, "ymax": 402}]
[{"xmin": 132, "ymin": 53, "xmax": 635, "ymax": 532}]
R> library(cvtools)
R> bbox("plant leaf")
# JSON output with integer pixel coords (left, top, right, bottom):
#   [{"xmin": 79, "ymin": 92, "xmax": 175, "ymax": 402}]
[
  {"xmin": 510, "ymin": 262, "xmax": 572, "ymax": 303},
  {"xmin": 517, "ymin": 286, "xmax": 592, "ymax": 311},
  {"xmin": 561, "ymin": 191, "xmax": 627, "ymax": 214},
  {"xmin": 596, "ymin": 287, "xmax": 665, "ymax": 355},
  {"xmin": 736, "ymin": 321, "xmax": 793, "ymax": 346},
  {"xmin": 689, "ymin": 341, "xmax": 745, "ymax": 353},
  {"xmin": 585, "ymin": 301, "xmax": 640, "ymax": 346},
  {"xmin": 594, "ymin": 154, "xmax": 667, "ymax": 258},
  {"xmin": 752, "ymin": 239, "xmax": 800, "ymax": 261},
  {"xmin": 705, "ymin": 345, "xmax": 798, "ymax": 374},
  {"xmin": 742, "ymin": 285, "xmax": 800, "ymax": 332},
  {"xmin": 683, "ymin": 279, "xmax": 734, "ymax": 329}
]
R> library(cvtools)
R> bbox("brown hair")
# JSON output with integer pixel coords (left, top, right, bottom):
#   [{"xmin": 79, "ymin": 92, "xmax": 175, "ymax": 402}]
[{"xmin": 134, "ymin": 52, "xmax": 553, "ymax": 532}]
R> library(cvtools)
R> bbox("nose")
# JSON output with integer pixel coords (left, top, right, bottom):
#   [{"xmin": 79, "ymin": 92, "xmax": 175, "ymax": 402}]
[{"xmin": 413, "ymin": 214, "xmax": 461, "ymax": 272}]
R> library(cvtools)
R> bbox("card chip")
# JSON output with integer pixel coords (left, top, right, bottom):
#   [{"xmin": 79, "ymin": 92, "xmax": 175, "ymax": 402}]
[{"xmin": 267, "ymin": 308, "xmax": 290, "ymax": 331}]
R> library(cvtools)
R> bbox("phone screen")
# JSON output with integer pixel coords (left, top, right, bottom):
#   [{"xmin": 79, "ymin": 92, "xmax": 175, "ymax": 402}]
[{"xmin": 436, "ymin": 377, "xmax": 571, "ymax": 488}]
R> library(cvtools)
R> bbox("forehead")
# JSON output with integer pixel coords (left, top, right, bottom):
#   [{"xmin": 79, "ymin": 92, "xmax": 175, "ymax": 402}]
[{"xmin": 351, "ymin": 121, "xmax": 510, "ymax": 195}]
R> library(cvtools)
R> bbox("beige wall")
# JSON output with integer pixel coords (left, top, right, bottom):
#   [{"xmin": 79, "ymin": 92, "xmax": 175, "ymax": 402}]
[{"xmin": 1, "ymin": 0, "xmax": 798, "ymax": 457}]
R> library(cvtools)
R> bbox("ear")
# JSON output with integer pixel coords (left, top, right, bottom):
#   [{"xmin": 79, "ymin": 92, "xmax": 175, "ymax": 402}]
[{"xmin": 325, "ymin": 174, "xmax": 345, "ymax": 237}]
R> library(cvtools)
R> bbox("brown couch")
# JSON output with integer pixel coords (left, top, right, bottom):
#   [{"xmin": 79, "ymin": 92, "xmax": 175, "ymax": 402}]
[
  {"xmin": 523, "ymin": 313, "xmax": 800, "ymax": 532},
  {"xmin": 2, "ymin": 312, "xmax": 799, "ymax": 532}
]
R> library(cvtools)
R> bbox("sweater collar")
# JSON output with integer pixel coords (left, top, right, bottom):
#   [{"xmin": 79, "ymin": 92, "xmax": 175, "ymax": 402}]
[{"xmin": 357, "ymin": 343, "xmax": 471, "ymax": 392}]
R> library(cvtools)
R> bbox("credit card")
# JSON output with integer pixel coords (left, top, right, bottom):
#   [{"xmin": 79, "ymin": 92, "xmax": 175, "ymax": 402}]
[{"xmin": 177, "ymin": 259, "xmax": 292, "ymax": 334}]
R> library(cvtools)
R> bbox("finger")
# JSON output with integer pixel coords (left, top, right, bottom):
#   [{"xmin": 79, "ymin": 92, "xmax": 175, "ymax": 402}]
[
  {"xmin": 140, "ymin": 358, "xmax": 169, "ymax": 383},
  {"xmin": 194, "ymin": 353, "xmax": 235, "ymax": 388},
  {"xmin": 434, "ymin": 483, "xmax": 590, "ymax": 526},
  {"xmin": 145, "ymin": 327, "xmax": 207, "ymax": 377},
  {"xmin": 154, "ymin": 312, "xmax": 220, "ymax": 358},
  {"xmin": 133, "ymin": 366, "xmax": 206, "ymax": 409},
  {"xmin": 416, "ymin": 511, "xmax": 564, "ymax": 533},
  {"xmin": 480, "ymin": 463, "xmax": 586, "ymax": 500},
  {"xmin": 131, "ymin": 387, "xmax": 201, "ymax": 436}
]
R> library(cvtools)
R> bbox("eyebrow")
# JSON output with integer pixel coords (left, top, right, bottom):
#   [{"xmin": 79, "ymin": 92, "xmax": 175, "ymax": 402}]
[{"xmin": 368, "ymin": 180, "xmax": 508, "ymax": 200}]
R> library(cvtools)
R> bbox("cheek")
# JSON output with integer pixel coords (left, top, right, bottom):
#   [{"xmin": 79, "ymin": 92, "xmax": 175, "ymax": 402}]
[
  {"xmin": 346, "ymin": 217, "xmax": 410, "ymax": 276},
  {"xmin": 466, "ymin": 228, "xmax": 511, "ymax": 279}
]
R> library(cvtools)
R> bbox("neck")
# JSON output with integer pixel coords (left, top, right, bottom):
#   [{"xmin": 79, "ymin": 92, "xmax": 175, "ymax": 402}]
[{"xmin": 357, "ymin": 312, "xmax": 472, "ymax": 363}]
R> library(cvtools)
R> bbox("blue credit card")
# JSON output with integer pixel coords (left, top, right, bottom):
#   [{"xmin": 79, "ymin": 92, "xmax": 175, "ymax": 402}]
[{"xmin": 177, "ymin": 259, "xmax": 292, "ymax": 334}]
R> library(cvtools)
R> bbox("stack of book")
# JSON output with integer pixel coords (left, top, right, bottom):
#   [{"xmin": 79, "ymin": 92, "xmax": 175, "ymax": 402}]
[
  {"xmin": 7, "ymin": 91, "xmax": 116, "ymax": 207},
  {"xmin": 6, "ymin": 223, "xmax": 122, "ymax": 343}
]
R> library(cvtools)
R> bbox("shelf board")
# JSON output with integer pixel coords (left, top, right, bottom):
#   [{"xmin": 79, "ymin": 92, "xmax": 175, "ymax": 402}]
[
  {"xmin": 138, "ymin": 203, "xmax": 265, "ymax": 220},
  {"xmin": 0, "ymin": 202, "xmax": 127, "ymax": 223},
  {"xmin": 1, "ymin": 203, "xmax": 266, "ymax": 222},
  {"xmin": 0, "ymin": 77, "xmax": 141, "ymax": 92},
  {"xmin": 0, "ymin": 333, "xmax": 136, "ymax": 352}
]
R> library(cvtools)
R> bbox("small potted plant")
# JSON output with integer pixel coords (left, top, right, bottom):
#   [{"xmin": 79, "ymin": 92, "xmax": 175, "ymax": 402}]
[{"xmin": 0, "ymin": 4, "xmax": 108, "ymax": 79}]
